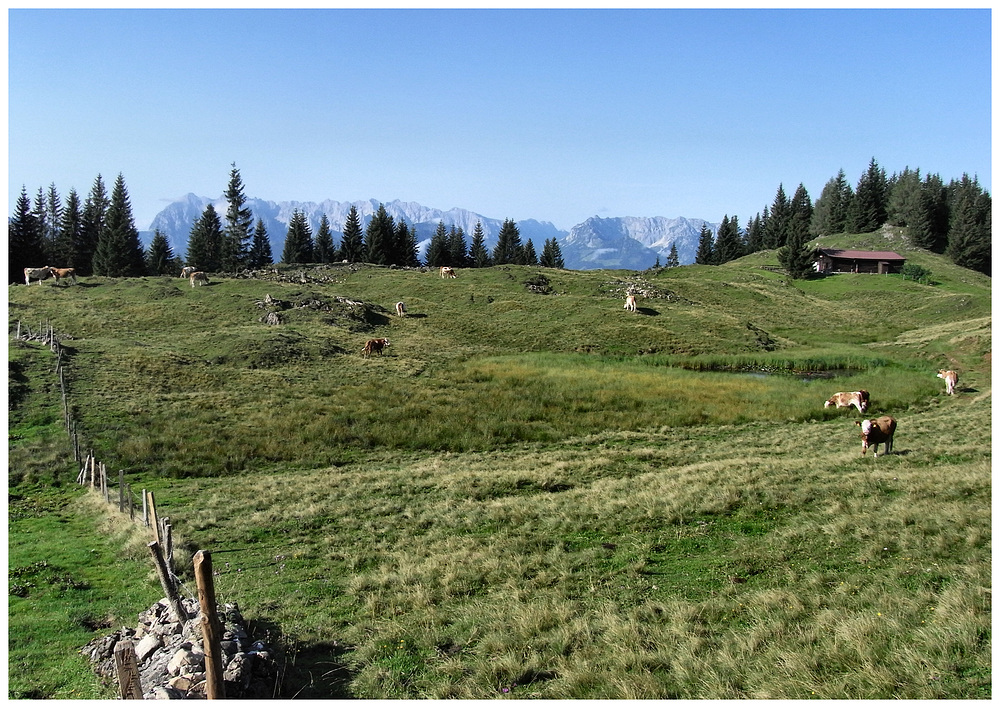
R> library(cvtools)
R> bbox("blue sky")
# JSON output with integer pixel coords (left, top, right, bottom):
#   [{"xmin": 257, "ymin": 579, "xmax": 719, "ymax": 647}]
[{"xmin": 8, "ymin": 8, "xmax": 992, "ymax": 231}]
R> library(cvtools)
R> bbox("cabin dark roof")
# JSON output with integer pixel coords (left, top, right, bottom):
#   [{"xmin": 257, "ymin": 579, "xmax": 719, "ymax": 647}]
[{"xmin": 815, "ymin": 248, "xmax": 905, "ymax": 261}]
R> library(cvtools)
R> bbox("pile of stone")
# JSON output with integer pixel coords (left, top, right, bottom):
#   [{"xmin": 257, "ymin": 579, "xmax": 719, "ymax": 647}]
[{"xmin": 82, "ymin": 597, "xmax": 279, "ymax": 699}]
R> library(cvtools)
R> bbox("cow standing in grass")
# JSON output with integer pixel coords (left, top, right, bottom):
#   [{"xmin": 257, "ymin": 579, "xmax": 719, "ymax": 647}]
[
  {"xmin": 624, "ymin": 294, "xmax": 637, "ymax": 312},
  {"xmin": 856, "ymin": 416, "xmax": 896, "ymax": 457},
  {"xmin": 395, "ymin": 301, "xmax": 406, "ymax": 317},
  {"xmin": 825, "ymin": 390, "xmax": 869, "ymax": 413},
  {"xmin": 189, "ymin": 271, "xmax": 209, "ymax": 287},
  {"xmin": 362, "ymin": 338, "xmax": 390, "ymax": 358},
  {"xmin": 51, "ymin": 267, "xmax": 77, "ymax": 285},
  {"xmin": 180, "ymin": 266, "xmax": 196, "ymax": 279},
  {"xmin": 440, "ymin": 266, "xmax": 457, "ymax": 279},
  {"xmin": 23, "ymin": 266, "xmax": 54, "ymax": 285},
  {"xmin": 937, "ymin": 369, "xmax": 958, "ymax": 395}
]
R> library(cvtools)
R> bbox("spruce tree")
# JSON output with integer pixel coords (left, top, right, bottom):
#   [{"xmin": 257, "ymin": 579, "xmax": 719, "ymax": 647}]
[
  {"xmin": 339, "ymin": 205, "xmax": 365, "ymax": 263},
  {"xmin": 33, "ymin": 187, "xmax": 52, "ymax": 264},
  {"xmin": 92, "ymin": 173, "xmax": 145, "ymax": 277},
  {"xmin": 810, "ymin": 169, "xmax": 853, "ymax": 237},
  {"xmin": 777, "ymin": 224, "xmax": 815, "ymax": 279},
  {"xmin": 53, "ymin": 188, "xmax": 83, "ymax": 269},
  {"xmin": 425, "ymin": 222, "xmax": 450, "ymax": 267},
  {"xmin": 909, "ymin": 174, "xmax": 949, "ymax": 252},
  {"xmin": 763, "ymin": 184, "xmax": 789, "ymax": 249},
  {"xmin": 222, "ymin": 163, "xmax": 254, "ymax": 271},
  {"xmin": 314, "ymin": 214, "xmax": 336, "ymax": 263},
  {"xmin": 364, "ymin": 204, "xmax": 394, "ymax": 265},
  {"xmin": 248, "ymin": 218, "xmax": 273, "ymax": 268},
  {"xmin": 787, "ymin": 184, "xmax": 813, "ymax": 253},
  {"xmin": 78, "ymin": 174, "xmax": 109, "ymax": 276},
  {"xmin": 695, "ymin": 222, "xmax": 715, "ymax": 265},
  {"xmin": 713, "ymin": 215, "xmax": 743, "ymax": 264},
  {"xmin": 43, "ymin": 183, "xmax": 62, "ymax": 261},
  {"xmin": 186, "ymin": 203, "xmax": 224, "ymax": 271},
  {"xmin": 540, "ymin": 237, "xmax": 564, "ymax": 268},
  {"xmin": 146, "ymin": 229, "xmax": 176, "ymax": 275},
  {"xmin": 469, "ymin": 221, "xmax": 491, "ymax": 268},
  {"xmin": 395, "ymin": 220, "xmax": 420, "ymax": 267},
  {"xmin": 281, "ymin": 209, "xmax": 314, "ymax": 264},
  {"xmin": 492, "ymin": 219, "xmax": 522, "ymax": 265},
  {"xmin": 945, "ymin": 176, "xmax": 991, "ymax": 275},
  {"xmin": 847, "ymin": 157, "xmax": 888, "ymax": 233},
  {"xmin": 447, "ymin": 225, "xmax": 468, "ymax": 266},
  {"xmin": 521, "ymin": 238, "xmax": 538, "ymax": 265},
  {"xmin": 8, "ymin": 186, "xmax": 43, "ymax": 283},
  {"xmin": 665, "ymin": 242, "xmax": 680, "ymax": 268},
  {"xmin": 744, "ymin": 213, "xmax": 765, "ymax": 253},
  {"xmin": 886, "ymin": 167, "xmax": 922, "ymax": 227}
]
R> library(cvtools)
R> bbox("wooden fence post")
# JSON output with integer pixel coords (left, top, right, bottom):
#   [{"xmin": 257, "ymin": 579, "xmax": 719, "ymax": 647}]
[
  {"xmin": 113, "ymin": 639, "xmax": 144, "ymax": 699},
  {"xmin": 127, "ymin": 484, "xmax": 135, "ymax": 521},
  {"xmin": 119, "ymin": 470, "xmax": 125, "ymax": 512},
  {"xmin": 193, "ymin": 550, "xmax": 225, "ymax": 699},
  {"xmin": 142, "ymin": 489, "xmax": 148, "ymax": 527},
  {"xmin": 101, "ymin": 462, "xmax": 109, "ymax": 503},
  {"xmin": 148, "ymin": 541, "xmax": 187, "ymax": 622},
  {"xmin": 89, "ymin": 452, "xmax": 96, "ymax": 490},
  {"xmin": 148, "ymin": 491, "xmax": 160, "ymax": 545}
]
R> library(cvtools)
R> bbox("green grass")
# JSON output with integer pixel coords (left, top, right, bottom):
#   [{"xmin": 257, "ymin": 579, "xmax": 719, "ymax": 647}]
[{"xmin": 8, "ymin": 239, "xmax": 991, "ymax": 698}]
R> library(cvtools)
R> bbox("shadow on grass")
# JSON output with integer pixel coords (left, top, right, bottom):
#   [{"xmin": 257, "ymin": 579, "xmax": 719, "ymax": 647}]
[{"xmin": 249, "ymin": 615, "xmax": 356, "ymax": 699}]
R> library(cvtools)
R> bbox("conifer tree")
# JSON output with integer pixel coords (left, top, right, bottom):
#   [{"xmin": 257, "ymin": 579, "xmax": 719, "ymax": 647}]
[
  {"xmin": 247, "ymin": 218, "xmax": 274, "ymax": 268},
  {"xmin": 186, "ymin": 203, "xmax": 224, "ymax": 271},
  {"xmin": 364, "ymin": 204, "xmax": 394, "ymax": 265},
  {"xmin": 395, "ymin": 220, "xmax": 420, "ymax": 267},
  {"xmin": 909, "ymin": 174, "xmax": 949, "ymax": 252},
  {"xmin": 33, "ymin": 187, "xmax": 52, "ymax": 263},
  {"xmin": 763, "ymin": 184, "xmax": 790, "ymax": 249},
  {"xmin": 53, "ymin": 188, "xmax": 83, "ymax": 269},
  {"xmin": 222, "ymin": 163, "xmax": 254, "ymax": 271},
  {"xmin": 146, "ymin": 229, "xmax": 177, "ymax": 275},
  {"xmin": 665, "ymin": 242, "xmax": 680, "ymax": 268},
  {"xmin": 447, "ymin": 225, "xmax": 468, "ymax": 266},
  {"xmin": 42, "ymin": 183, "xmax": 62, "ymax": 260},
  {"xmin": 469, "ymin": 221, "xmax": 491, "ymax": 268},
  {"xmin": 886, "ymin": 167, "xmax": 922, "ymax": 227},
  {"xmin": 946, "ymin": 175, "xmax": 991, "ymax": 275},
  {"xmin": 492, "ymin": 218, "xmax": 522, "ymax": 265},
  {"xmin": 8, "ymin": 186, "xmax": 43, "ymax": 283},
  {"xmin": 695, "ymin": 223, "xmax": 715, "ymax": 265},
  {"xmin": 713, "ymin": 215, "xmax": 743, "ymax": 264},
  {"xmin": 425, "ymin": 221, "xmax": 450, "ymax": 267},
  {"xmin": 777, "ymin": 223, "xmax": 815, "ymax": 279},
  {"xmin": 78, "ymin": 174, "xmax": 109, "ymax": 276},
  {"xmin": 339, "ymin": 205, "xmax": 365, "ymax": 263},
  {"xmin": 281, "ymin": 209, "xmax": 314, "ymax": 264},
  {"xmin": 314, "ymin": 214, "xmax": 336, "ymax": 263},
  {"xmin": 744, "ymin": 213, "xmax": 765, "ymax": 253},
  {"xmin": 540, "ymin": 237, "xmax": 564, "ymax": 268},
  {"xmin": 809, "ymin": 169, "xmax": 853, "ymax": 237},
  {"xmin": 92, "ymin": 173, "xmax": 145, "ymax": 277},
  {"xmin": 521, "ymin": 238, "xmax": 538, "ymax": 265},
  {"xmin": 787, "ymin": 184, "xmax": 813, "ymax": 251},
  {"xmin": 847, "ymin": 157, "xmax": 888, "ymax": 233}
]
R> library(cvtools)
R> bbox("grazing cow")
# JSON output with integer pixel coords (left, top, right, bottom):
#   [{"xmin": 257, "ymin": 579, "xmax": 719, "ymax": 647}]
[
  {"xmin": 440, "ymin": 266, "xmax": 457, "ymax": 278},
  {"xmin": 361, "ymin": 337, "xmax": 390, "ymax": 358},
  {"xmin": 50, "ymin": 267, "xmax": 77, "ymax": 284},
  {"xmin": 395, "ymin": 301, "xmax": 406, "ymax": 317},
  {"xmin": 624, "ymin": 294, "xmax": 637, "ymax": 312},
  {"xmin": 180, "ymin": 266, "xmax": 196, "ymax": 279},
  {"xmin": 189, "ymin": 271, "xmax": 209, "ymax": 287},
  {"xmin": 855, "ymin": 416, "xmax": 896, "ymax": 457},
  {"xmin": 824, "ymin": 390, "xmax": 869, "ymax": 413},
  {"xmin": 23, "ymin": 266, "xmax": 54, "ymax": 285},
  {"xmin": 937, "ymin": 369, "xmax": 958, "ymax": 396}
]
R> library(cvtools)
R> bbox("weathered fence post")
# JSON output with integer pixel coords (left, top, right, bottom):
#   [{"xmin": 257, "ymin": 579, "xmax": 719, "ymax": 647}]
[
  {"xmin": 89, "ymin": 451, "xmax": 96, "ymax": 490},
  {"xmin": 119, "ymin": 470, "xmax": 125, "ymax": 512},
  {"xmin": 193, "ymin": 550, "xmax": 226, "ymax": 699},
  {"xmin": 101, "ymin": 462, "xmax": 109, "ymax": 503},
  {"xmin": 148, "ymin": 491, "xmax": 161, "ymax": 545},
  {"xmin": 127, "ymin": 484, "xmax": 135, "ymax": 522},
  {"xmin": 113, "ymin": 639, "xmax": 144, "ymax": 699},
  {"xmin": 162, "ymin": 517, "xmax": 173, "ymax": 568},
  {"xmin": 148, "ymin": 541, "xmax": 186, "ymax": 622},
  {"xmin": 142, "ymin": 489, "xmax": 149, "ymax": 527}
]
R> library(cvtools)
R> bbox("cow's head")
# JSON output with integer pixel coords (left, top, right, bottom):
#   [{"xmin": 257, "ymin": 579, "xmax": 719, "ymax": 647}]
[{"xmin": 855, "ymin": 419, "xmax": 873, "ymax": 454}]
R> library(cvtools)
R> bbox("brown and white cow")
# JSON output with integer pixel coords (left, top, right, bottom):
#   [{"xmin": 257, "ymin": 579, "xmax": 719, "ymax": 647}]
[
  {"xmin": 825, "ymin": 389, "xmax": 869, "ymax": 413},
  {"xmin": 937, "ymin": 369, "xmax": 958, "ymax": 396},
  {"xmin": 624, "ymin": 294, "xmax": 637, "ymax": 312},
  {"xmin": 189, "ymin": 271, "xmax": 209, "ymax": 287},
  {"xmin": 51, "ymin": 267, "xmax": 77, "ymax": 284},
  {"xmin": 180, "ymin": 266, "xmax": 197, "ymax": 279},
  {"xmin": 361, "ymin": 337, "xmax": 391, "ymax": 358},
  {"xmin": 23, "ymin": 266, "xmax": 54, "ymax": 285},
  {"xmin": 440, "ymin": 266, "xmax": 457, "ymax": 278},
  {"xmin": 855, "ymin": 415, "xmax": 896, "ymax": 457},
  {"xmin": 395, "ymin": 301, "xmax": 406, "ymax": 317}
]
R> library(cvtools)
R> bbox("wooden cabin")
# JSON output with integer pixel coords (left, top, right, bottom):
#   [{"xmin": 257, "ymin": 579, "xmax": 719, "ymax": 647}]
[{"xmin": 813, "ymin": 248, "xmax": 906, "ymax": 275}]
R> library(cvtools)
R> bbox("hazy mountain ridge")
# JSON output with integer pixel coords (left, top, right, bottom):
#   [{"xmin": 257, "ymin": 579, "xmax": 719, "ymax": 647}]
[{"xmin": 145, "ymin": 195, "xmax": 713, "ymax": 270}]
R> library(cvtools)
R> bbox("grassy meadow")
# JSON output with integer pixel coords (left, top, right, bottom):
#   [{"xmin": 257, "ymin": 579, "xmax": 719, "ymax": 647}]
[{"xmin": 7, "ymin": 232, "xmax": 991, "ymax": 698}]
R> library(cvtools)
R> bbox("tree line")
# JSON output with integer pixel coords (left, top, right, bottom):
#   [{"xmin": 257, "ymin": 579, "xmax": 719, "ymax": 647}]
[
  {"xmin": 8, "ymin": 164, "xmax": 565, "ymax": 284},
  {"xmin": 691, "ymin": 158, "xmax": 991, "ymax": 278}
]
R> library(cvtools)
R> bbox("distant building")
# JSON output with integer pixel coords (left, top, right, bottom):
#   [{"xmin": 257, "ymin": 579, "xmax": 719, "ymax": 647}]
[{"xmin": 813, "ymin": 248, "xmax": 906, "ymax": 275}]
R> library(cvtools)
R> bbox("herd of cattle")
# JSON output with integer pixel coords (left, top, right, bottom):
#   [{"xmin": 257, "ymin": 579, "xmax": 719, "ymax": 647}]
[{"xmin": 20, "ymin": 265, "xmax": 963, "ymax": 457}]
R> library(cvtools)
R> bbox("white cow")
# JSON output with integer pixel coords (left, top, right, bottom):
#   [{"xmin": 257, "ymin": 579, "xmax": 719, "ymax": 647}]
[
  {"xmin": 624, "ymin": 295, "xmax": 637, "ymax": 312},
  {"xmin": 24, "ymin": 266, "xmax": 54, "ymax": 285},
  {"xmin": 395, "ymin": 301, "xmax": 406, "ymax": 317},
  {"xmin": 937, "ymin": 369, "xmax": 958, "ymax": 396},
  {"xmin": 440, "ymin": 266, "xmax": 457, "ymax": 279}
]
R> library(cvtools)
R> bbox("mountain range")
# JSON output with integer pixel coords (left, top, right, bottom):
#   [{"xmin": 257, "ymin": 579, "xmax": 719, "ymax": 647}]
[{"xmin": 144, "ymin": 195, "xmax": 716, "ymax": 271}]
